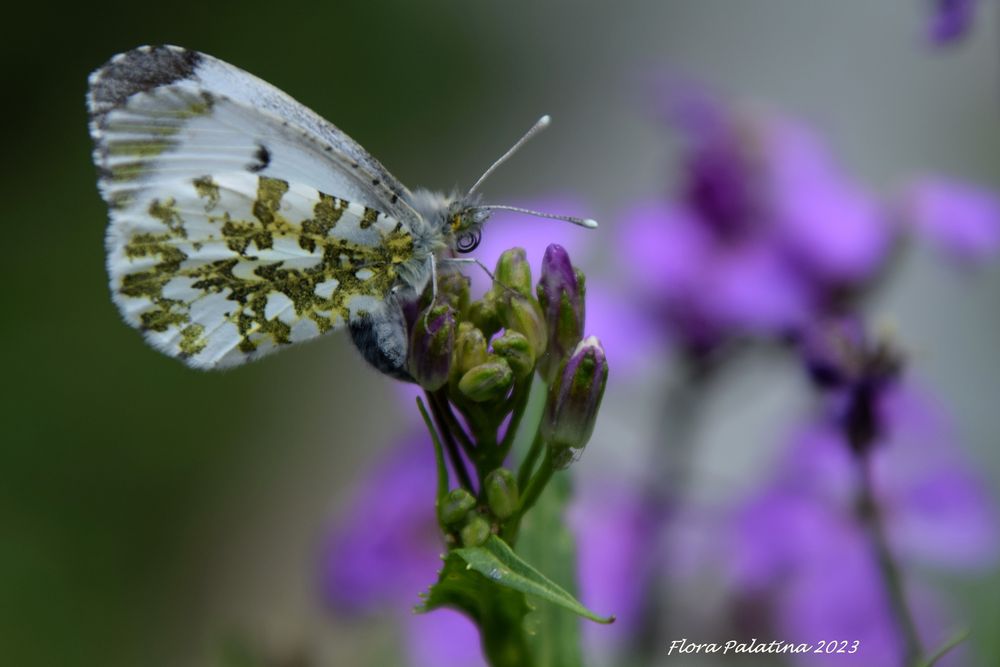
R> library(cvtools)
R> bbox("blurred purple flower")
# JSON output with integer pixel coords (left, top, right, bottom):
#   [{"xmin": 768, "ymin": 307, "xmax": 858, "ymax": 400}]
[
  {"xmin": 568, "ymin": 481, "xmax": 656, "ymax": 660},
  {"xmin": 901, "ymin": 177, "xmax": 1000, "ymax": 265},
  {"xmin": 929, "ymin": 0, "xmax": 977, "ymax": 44},
  {"xmin": 320, "ymin": 434, "xmax": 485, "ymax": 667},
  {"xmin": 621, "ymin": 87, "xmax": 894, "ymax": 352},
  {"xmin": 729, "ymin": 384, "xmax": 997, "ymax": 665}
]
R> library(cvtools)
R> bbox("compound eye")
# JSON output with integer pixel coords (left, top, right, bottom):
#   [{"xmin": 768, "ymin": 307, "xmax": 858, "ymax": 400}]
[{"xmin": 456, "ymin": 229, "xmax": 482, "ymax": 254}]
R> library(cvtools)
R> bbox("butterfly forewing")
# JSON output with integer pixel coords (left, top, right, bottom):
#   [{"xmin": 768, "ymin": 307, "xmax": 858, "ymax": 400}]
[
  {"xmin": 88, "ymin": 45, "xmax": 428, "ymax": 369},
  {"xmin": 88, "ymin": 45, "xmax": 417, "ymax": 222}
]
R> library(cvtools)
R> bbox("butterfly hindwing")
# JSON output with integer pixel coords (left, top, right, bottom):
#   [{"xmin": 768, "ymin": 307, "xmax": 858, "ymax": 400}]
[{"xmin": 106, "ymin": 170, "xmax": 416, "ymax": 369}]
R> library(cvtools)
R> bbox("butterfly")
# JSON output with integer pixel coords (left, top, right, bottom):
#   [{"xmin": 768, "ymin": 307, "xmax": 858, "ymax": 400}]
[{"xmin": 87, "ymin": 45, "xmax": 596, "ymax": 377}]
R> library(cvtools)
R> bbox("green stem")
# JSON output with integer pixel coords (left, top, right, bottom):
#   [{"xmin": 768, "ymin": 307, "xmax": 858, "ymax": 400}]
[
  {"xmin": 517, "ymin": 446, "xmax": 556, "ymax": 519},
  {"xmin": 416, "ymin": 396, "xmax": 449, "ymax": 502},
  {"xmin": 917, "ymin": 628, "xmax": 969, "ymax": 667},
  {"xmin": 500, "ymin": 378, "xmax": 533, "ymax": 455},
  {"xmin": 433, "ymin": 389, "xmax": 478, "ymax": 458},
  {"xmin": 426, "ymin": 390, "xmax": 475, "ymax": 492},
  {"xmin": 857, "ymin": 453, "xmax": 923, "ymax": 667},
  {"xmin": 517, "ymin": 430, "xmax": 545, "ymax": 490}
]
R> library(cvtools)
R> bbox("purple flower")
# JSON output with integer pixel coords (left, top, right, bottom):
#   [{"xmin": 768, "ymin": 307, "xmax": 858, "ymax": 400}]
[
  {"xmin": 901, "ymin": 177, "xmax": 1000, "ymax": 265},
  {"xmin": 568, "ymin": 481, "xmax": 656, "ymax": 661},
  {"xmin": 321, "ymin": 435, "xmax": 444, "ymax": 613},
  {"xmin": 929, "ymin": 0, "xmax": 977, "ymax": 45},
  {"xmin": 621, "ymin": 87, "xmax": 893, "ymax": 351},
  {"xmin": 321, "ymin": 433, "xmax": 485, "ymax": 666},
  {"xmin": 728, "ymin": 384, "xmax": 998, "ymax": 665}
]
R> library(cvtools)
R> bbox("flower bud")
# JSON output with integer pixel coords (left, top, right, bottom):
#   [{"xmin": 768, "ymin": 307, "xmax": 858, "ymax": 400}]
[
  {"xmin": 493, "ymin": 247, "xmax": 533, "ymax": 298},
  {"xmin": 491, "ymin": 330, "xmax": 535, "ymax": 379},
  {"xmin": 498, "ymin": 295, "xmax": 547, "ymax": 360},
  {"xmin": 407, "ymin": 304, "xmax": 456, "ymax": 391},
  {"xmin": 536, "ymin": 244, "xmax": 585, "ymax": 382},
  {"xmin": 484, "ymin": 468, "xmax": 519, "ymax": 519},
  {"xmin": 451, "ymin": 322, "xmax": 489, "ymax": 381},
  {"xmin": 467, "ymin": 296, "xmax": 501, "ymax": 339},
  {"xmin": 460, "ymin": 514, "xmax": 491, "ymax": 547},
  {"xmin": 458, "ymin": 358, "xmax": 514, "ymax": 402},
  {"xmin": 436, "ymin": 271, "xmax": 471, "ymax": 315},
  {"xmin": 541, "ymin": 336, "xmax": 608, "ymax": 466},
  {"xmin": 439, "ymin": 488, "xmax": 477, "ymax": 526}
]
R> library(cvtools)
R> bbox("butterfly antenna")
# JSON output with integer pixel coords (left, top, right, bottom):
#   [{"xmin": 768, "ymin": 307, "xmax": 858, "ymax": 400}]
[
  {"xmin": 467, "ymin": 204, "xmax": 599, "ymax": 229},
  {"xmin": 466, "ymin": 115, "xmax": 552, "ymax": 196}
]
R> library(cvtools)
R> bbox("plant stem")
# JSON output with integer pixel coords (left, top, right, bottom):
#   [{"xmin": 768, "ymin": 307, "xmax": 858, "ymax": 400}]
[
  {"xmin": 517, "ymin": 429, "xmax": 545, "ymax": 490},
  {"xmin": 416, "ymin": 396, "xmax": 449, "ymax": 501},
  {"xmin": 856, "ymin": 452, "xmax": 923, "ymax": 667},
  {"xmin": 517, "ymin": 446, "xmax": 556, "ymax": 518},
  {"xmin": 434, "ymin": 390, "xmax": 478, "ymax": 458},
  {"xmin": 918, "ymin": 628, "xmax": 969, "ymax": 667},
  {"xmin": 426, "ymin": 390, "xmax": 475, "ymax": 492},
  {"xmin": 499, "ymin": 379, "xmax": 533, "ymax": 459}
]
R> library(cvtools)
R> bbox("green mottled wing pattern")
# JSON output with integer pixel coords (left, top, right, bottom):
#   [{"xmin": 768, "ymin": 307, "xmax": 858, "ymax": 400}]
[{"xmin": 107, "ymin": 171, "xmax": 416, "ymax": 368}]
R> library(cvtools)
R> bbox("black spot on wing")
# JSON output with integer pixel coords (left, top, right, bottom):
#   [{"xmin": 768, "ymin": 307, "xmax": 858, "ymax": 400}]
[
  {"xmin": 247, "ymin": 143, "xmax": 271, "ymax": 173},
  {"xmin": 88, "ymin": 45, "xmax": 201, "ymax": 118}
]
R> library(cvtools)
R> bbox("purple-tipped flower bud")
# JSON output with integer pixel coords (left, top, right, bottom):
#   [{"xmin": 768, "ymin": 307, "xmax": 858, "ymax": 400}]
[
  {"xmin": 492, "ymin": 330, "xmax": 535, "ymax": 379},
  {"xmin": 460, "ymin": 514, "xmax": 491, "ymax": 547},
  {"xmin": 458, "ymin": 358, "xmax": 514, "ymax": 402},
  {"xmin": 407, "ymin": 304, "xmax": 456, "ymax": 391},
  {"xmin": 452, "ymin": 322, "xmax": 489, "ymax": 381},
  {"xmin": 484, "ymin": 468, "xmax": 519, "ymax": 519},
  {"xmin": 494, "ymin": 247, "xmax": 533, "ymax": 298},
  {"xmin": 439, "ymin": 488, "xmax": 477, "ymax": 526},
  {"xmin": 536, "ymin": 244, "xmax": 586, "ymax": 382},
  {"xmin": 541, "ymin": 336, "xmax": 608, "ymax": 467}
]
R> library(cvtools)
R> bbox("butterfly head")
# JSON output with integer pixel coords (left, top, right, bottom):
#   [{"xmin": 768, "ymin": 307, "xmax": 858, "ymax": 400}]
[{"xmin": 446, "ymin": 198, "xmax": 492, "ymax": 254}]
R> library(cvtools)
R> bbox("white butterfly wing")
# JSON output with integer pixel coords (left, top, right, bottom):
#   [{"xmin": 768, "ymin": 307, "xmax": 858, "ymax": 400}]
[
  {"xmin": 106, "ymin": 171, "xmax": 414, "ymax": 368},
  {"xmin": 87, "ymin": 46, "xmax": 427, "ymax": 369},
  {"xmin": 87, "ymin": 45, "xmax": 418, "ymax": 223}
]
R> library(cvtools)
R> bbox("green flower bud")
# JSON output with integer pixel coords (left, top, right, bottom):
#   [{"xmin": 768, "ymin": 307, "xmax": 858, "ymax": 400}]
[
  {"xmin": 458, "ymin": 358, "xmax": 514, "ymax": 402},
  {"xmin": 484, "ymin": 468, "xmax": 519, "ymax": 519},
  {"xmin": 407, "ymin": 304, "xmax": 456, "ymax": 391},
  {"xmin": 436, "ymin": 271, "xmax": 471, "ymax": 315},
  {"xmin": 498, "ymin": 295, "xmax": 547, "ymax": 360},
  {"xmin": 460, "ymin": 514, "xmax": 491, "ymax": 547},
  {"xmin": 467, "ymin": 296, "xmax": 501, "ymax": 339},
  {"xmin": 541, "ymin": 336, "xmax": 608, "ymax": 467},
  {"xmin": 451, "ymin": 322, "xmax": 489, "ymax": 381},
  {"xmin": 491, "ymin": 330, "xmax": 535, "ymax": 379},
  {"xmin": 439, "ymin": 488, "xmax": 477, "ymax": 526},
  {"xmin": 493, "ymin": 247, "xmax": 533, "ymax": 297}
]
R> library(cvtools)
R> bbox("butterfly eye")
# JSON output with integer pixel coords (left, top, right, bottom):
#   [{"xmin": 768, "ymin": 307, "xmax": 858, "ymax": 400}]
[{"xmin": 456, "ymin": 229, "xmax": 482, "ymax": 254}]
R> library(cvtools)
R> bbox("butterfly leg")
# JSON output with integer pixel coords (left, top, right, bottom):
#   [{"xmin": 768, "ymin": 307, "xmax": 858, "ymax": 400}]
[{"xmin": 439, "ymin": 257, "xmax": 522, "ymax": 298}]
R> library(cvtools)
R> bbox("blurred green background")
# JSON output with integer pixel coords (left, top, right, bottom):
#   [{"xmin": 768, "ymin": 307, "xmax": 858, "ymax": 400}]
[{"xmin": 3, "ymin": 2, "xmax": 999, "ymax": 666}]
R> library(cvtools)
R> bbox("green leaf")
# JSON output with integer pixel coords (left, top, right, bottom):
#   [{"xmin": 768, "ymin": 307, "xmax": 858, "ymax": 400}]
[
  {"xmin": 455, "ymin": 535, "xmax": 614, "ymax": 625},
  {"xmin": 518, "ymin": 471, "xmax": 584, "ymax": 667},
  {"xmin": 418, "ymin": 552, "xmax": 535, "ymax": 667}
]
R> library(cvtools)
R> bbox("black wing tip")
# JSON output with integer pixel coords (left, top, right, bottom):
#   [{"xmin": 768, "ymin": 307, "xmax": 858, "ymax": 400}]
[{"xmin": 87, "ymin": 45, "xmax": 201, "ymax": 116}]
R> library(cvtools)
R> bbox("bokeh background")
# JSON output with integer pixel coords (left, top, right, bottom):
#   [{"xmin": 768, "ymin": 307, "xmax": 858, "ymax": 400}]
[{"xmin": 3, "ymin": 1, "xmax": 999, "ymax": 666}]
